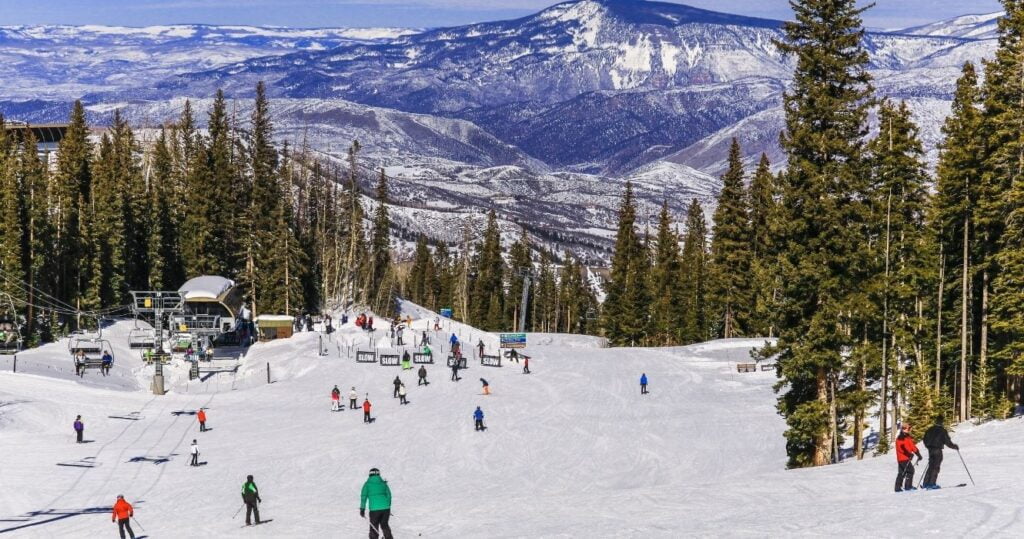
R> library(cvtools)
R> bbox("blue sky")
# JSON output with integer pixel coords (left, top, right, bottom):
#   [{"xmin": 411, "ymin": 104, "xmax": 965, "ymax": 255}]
[{"xmin": 0, "ymin": 1, "xmax": 1003, "ymax": 29}]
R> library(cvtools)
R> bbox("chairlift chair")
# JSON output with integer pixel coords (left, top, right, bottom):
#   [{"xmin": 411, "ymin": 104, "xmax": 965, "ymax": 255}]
[
  {"xmin": 0, "ymin": 319, "xmax": 22, "ymax": 354},
  {"xmin": 128, "ymin": 328, "xmax": 156, "ymax": 349}
]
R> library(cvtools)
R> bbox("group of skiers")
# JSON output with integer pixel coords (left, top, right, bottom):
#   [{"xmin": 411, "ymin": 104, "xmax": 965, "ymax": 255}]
[
  {"xmin": 354, "ymin": 313, "xmax": 375, "ymax": 332},
  {"xmin": 894, "ymin": 416, "xmax": 962, "ymax": 492}
]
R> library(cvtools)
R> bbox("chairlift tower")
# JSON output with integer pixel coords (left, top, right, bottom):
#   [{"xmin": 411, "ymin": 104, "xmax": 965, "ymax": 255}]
[{"xmin": 130, "ymin": 291, "xmax": 185, "ymax": 395}]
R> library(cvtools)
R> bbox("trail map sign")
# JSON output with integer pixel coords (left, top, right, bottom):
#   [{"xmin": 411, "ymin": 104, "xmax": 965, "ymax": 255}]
[
  {"xmin": 440, "ymin": 308, "xmax": 453, "ymax": 318},
  {"xmin": 500, "ymin": 333, "xmax": 527, "ymax": 349}
]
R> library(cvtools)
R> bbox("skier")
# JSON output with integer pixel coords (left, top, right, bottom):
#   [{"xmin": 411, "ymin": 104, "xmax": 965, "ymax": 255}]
[
  {"xmin": 418, "ymin": 365, "xmax": 428, "ymax": 386},
  {"xmin": 349, "ymin": 387, "xmax": 359, "ymax": 410},
  {"xmin": 396, "ymin": 325, "xmax": 404, "ymax": 346},
  {"xmin": 393, "ymin": 376, "xmax": 402, "ymax": 398},
  {"xmin": 190, "ymin": 439, "xmax": 200, "ymax": 467},
  {"xmin": 101, "ymin": 351, "xmax": 113, "ymax": 376},
  {"xmin": 477, "ymin": 339, "xmax": 485, "ymax": 359},
  {"xmin": 241, "ymin": 474, "xmax": 262, "ymax": 526},
  {"xmin": 74, "ymin": 415, "xmax": 84, "ymax": 443},
  {"xmin": 197, "ymin": 408, "xmax": 207, "ymax": 432},
  {"xmin": 398, "ymin": 384, "xmax": 408, "ymax": 405},
  {"xmin": 474, "ymin": 406, "xmax": 485, "ymax": 431},
  {"xmin": 74, "ymin": 349, "xmax": 85, "ymax": 376},
  {"xmin": 480, "ymin": 378, "xmax": 490, "ymax": 395},
  {"xmin": 450, "ymin": 361, "xmax": 461, "ymax": 382},
  {"xmin": 111, "ymin": 494, "xmax": 135, "ymax": 539},
  {"xmin": 401, "ymin": 351, "xmax": 411, "ymax": 370},
  {"xmin": 922, "ymin": 416, "xmax": 960, "ymax": 489},
  {"xmin": 421, "ymin": 330, "xmax": 428, "ymax": 346},
  {"xmin": 360, "ymin": 467, "xmax": 393, "ymax": 539},
  {"xmin": 422, "ymin": 343, "xmax": 432, "ymax": 357},
  {"xmin": 363, "ymin": 397, "xmax": 373, "ymax": 423},
  {"xmin": 367, "ymin": 316, "xmax": 374, "ymax": 331},
  {"xmin": 894, "ymin": 423, "xmax": 922, "ymax": 492},
  {"xmin": 332, "ymin": 385, "xmax": 341, "ymax": 411},
  {"xmin": 640, "ymin": 373, "xmax": 649, "ymax": 395},
  {"xmin": 523, "ymin": 355, "xmax": 530, "ymax": 374}
]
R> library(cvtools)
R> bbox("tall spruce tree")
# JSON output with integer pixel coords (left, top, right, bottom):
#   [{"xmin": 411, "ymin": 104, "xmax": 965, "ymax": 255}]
[
  {"xmin": 84, "ymin": 133, "xmax": 126, "ymax": 309},
  {"xmin": 246, "ymin": 81, "xmax": 286, "ymax": 314},
  {"xmin": 601, "ymin": 182, "xmax": 650, "ymax": 345},
  {"xmin": 648, "ymin": 200, "xmax": 684, "ymax": 345},
  {"xmin": 367, "ymin": 169, "xmax": 392, "ymax": 312},
  {"xmin": 18, "ymin": 129, "xmax": 54, "ymax": 339},
  {"xmin": 709, "ymin": 138, "xmax": 753, "ymax": 338},
  {"xmin": 773, "ymin": 0, "xmax": 874, "ymax": 467},
  {"xmin": 0, "ymin": 118, "xmax": 24, "ymax": 307},
  {"xmin": 506, "ymin": 227, "xmax": 532, "ymax": 331},
  {"xmin": 471, "ymin": 210, "xmax": 505, "ymax": 330},
  {"xmin": 52, "ymin": 101, "xmax": 92, "ymax": 319},
  {"xmin": 679, "ymin": 198, "xmax": 709, "ymax": 344},
  {"xmin": 748, "ymin": 154, "xmax": 779, "ymax": 337}
]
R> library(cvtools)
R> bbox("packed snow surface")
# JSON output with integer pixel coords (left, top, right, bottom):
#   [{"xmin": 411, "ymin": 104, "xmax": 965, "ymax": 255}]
[{"xmin": 1, "ymin": 311, "xmax": 1021, "ymax": 536}]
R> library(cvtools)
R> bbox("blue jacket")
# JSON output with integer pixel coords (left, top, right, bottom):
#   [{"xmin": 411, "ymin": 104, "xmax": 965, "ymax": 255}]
[
  {"xmin": 450, "ymin": 334, "xmax": 458, "ymax": 345},
  {"xmin": 640, "ymin": 374, "xmax": 648, "ymax": 385},
  {"xmin": 473, "ymin": 408, "xmax": 484, "ymax": 421}
]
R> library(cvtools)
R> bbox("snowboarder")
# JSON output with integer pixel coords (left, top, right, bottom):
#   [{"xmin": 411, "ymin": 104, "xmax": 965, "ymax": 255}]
[
  {"xmin": 922, "ymin": 416, "xmax": 959, "ymax": 489},
  {"xmin": 480, "ymin": 378, "xmax": 490, "ymax": 395},
  {"xmin": 363, "ymin": 397, "xmax": 373, "ymax": 423},
  {"xmin": 360, "ymin": 467, "xmax": 393, "ymax": 539},
  {"xmin": 101, "ymin": 351, "xmax": 113, "ymax": 375},
  {"xmin": 418, "ymin": 365, "xmax": 428, "ymax": 386},
  {"xmin": 450, "ymin": 361, "xmax": 461, "ymax": 382},
  {"xmin": 197, "ymin": 408, "xmax": 207, "ymax": 432},
  {"xmin": 640, "ymin": 373, "xmax": 649, "ymax": 395},
  {"xmin": 398, "ymin": 384, "xmax": 408, "ymax": 405},
  {"xmin": 474, "ymin": 406, "xmax": 485, "ymax": 431},
  {"xmin": 190, "ymin": 439, "xmax": 200, "ymax": 466},
  {"xmin": 393, "ymin": 376, "xmax": 402, "ymax": 398},
  {"xmin": 894, "ymin": 423, "xmax": 922, "ymax": 492},
  {"xmin": 349, "ymin": 387, "xmax": 358, "ymax": 410},
  {"xmin": 477, "ymin": 339, "xmax": 485, "ymax": 359},
  {"xmin": 523, "ymin": 355, "xmax": 530, "ymax": 374},
  {"xmin": 241, "ymin": 474, "xmax": 262, "ymax": 526},
  {"xmin": 332, "ymin": 385, "xmax": 341, "ymax": 411},
  {"xmin": 111, "ymin": 494, "xmax": 135, "ymax": 539},
  {"xmin": 401, "ymin": 350, "xmax": 411, "ymax": 370},
  {"xmin": 74, "ymin": 415, "xmax": 84, "ymax": 443}
]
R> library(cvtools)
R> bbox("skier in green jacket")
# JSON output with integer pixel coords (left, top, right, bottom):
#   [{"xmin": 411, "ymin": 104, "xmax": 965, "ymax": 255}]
[{"xmin": 360, "ymin": 467, "xmax": 393, "ymax": 539}]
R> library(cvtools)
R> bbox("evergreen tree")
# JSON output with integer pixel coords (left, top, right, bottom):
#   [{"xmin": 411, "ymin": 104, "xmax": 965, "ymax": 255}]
[
  {"xmin": 0, "ymin": 118, "xmax": 24, "ymax": 307},
  {"xmin": 18, "ymin": 128, "xmax": 54, "ymax": 338},
  {"xmin": 206, "ymin": 90, "xmax": 244, "ymax": 277},
  {"xmin": 709, "ymin": 138, "xmax": 754, "ymax": 338},
  {"xmin": 601, "ymin": 182, "xmax": 650, "ymax": 345},
  {"xmin": 84, "ymin": 133, "xmax": 126, "ymax": 309},
  {"xmin": 471, "ymin": 210, "xmax": 505, "ymax": 330},
  {"xmin": 51, "ymin": 101, "xmax": 92, "ymax": 319},
  {"xmin": 648, "ymin": 200, "xmax": 684, "ymax": 345},
  {"xmin": 407, "ymin": 234, "xmax": 432, "ymax": 307},
  {"xmin": 246, "ymin": 81, "xmax": 286, "ymax": 314},
  {"xmin": 748, "ymin": 154, "xmax": 779, "ymax": 337},
  {"xmin": 506, "ymin": 227, "xmax": 532, "ymax": 331},
  {"xmin": 679, "ymin": 199, "xmax": 709, "ymax": 344},
  {"xmin": 109, "ymin": 111, "xmax": 149, "ymax": 291},
  {"xmin": 531, "ymin": 249, "xmax": 557, "ymax": 332},
  {"xmin": 772, "ymin": 0, "xmax": 874, "ymax": 467},
  {"xmin": 367, "ymin": 169, "xmax": 392, "ymax": 311}
]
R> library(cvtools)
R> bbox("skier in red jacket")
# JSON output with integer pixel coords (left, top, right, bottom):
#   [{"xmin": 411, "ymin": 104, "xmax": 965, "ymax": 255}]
[
  {"xmin": 363, "ymin": 397, "xmax": 373, "ymax": 423},
  {"xmin": 894, "ymin": 423, "xmax": 922, "ymax": 492}
]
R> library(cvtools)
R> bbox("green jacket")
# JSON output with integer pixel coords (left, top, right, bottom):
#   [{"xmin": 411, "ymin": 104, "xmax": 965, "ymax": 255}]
[
  {"xmin": 241, "ymin": 481, "xmax": 260, "ymax": 503},
  {"xmin": 360, "ymin": 476, "xmax": 392, "ymax": 511}
]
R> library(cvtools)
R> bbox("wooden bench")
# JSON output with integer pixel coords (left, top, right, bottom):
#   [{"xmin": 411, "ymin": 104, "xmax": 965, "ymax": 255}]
[{"xmin": 736, "ymin": 363, "xmax": 757, "ymax": 373}]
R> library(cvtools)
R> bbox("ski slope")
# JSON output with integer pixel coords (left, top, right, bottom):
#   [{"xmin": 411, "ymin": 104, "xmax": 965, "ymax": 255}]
[{"xmin": 1, "ymin": 310, "xmax": 1023, "ymax": 537}]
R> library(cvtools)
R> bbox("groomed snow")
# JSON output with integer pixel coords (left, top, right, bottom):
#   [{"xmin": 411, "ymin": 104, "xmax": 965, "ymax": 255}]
[{"xmin": 1, "ymin": 307, "xmax": 1022, "ymax": 537}]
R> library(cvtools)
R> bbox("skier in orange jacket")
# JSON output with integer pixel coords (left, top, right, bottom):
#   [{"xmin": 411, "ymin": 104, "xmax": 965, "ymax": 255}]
[
  {"xmin": 894, "ymin": 423, "xmax": 923, "ymax": 492},
  {"xmin": 197, "ymin": 409, "xmax": 207, "ymax": 432},
  {"xmin": 363, "ymin": 397, "xmax": 373, "ymax": 423},
  {"xmin": 112, "ymin": 495, "xmax": 135, "ymax": 539}
]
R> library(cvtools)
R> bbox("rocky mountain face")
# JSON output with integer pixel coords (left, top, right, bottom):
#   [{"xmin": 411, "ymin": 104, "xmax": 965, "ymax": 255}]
[{"xmin": 0, "ymin": 1, "xmax": 1004, "ymax": 259}]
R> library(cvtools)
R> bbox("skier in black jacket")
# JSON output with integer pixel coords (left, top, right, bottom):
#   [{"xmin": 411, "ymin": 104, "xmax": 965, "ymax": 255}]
[
  {"xmin": 393, "ymin": 376, "xmax": 402, "ymax": 398},
  {"xmin": 921, "ymin": 416, "xmax": 959, "ymax": 489}
]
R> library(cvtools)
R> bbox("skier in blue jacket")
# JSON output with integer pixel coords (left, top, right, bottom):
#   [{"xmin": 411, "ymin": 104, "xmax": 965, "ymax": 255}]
[
  {"xmin": 640, "ymin": 373, "xmax": 649, "ymax": 395},
  {"xmin": 474, "ymin": 406, "xmax": 485, "ymax": 431}
]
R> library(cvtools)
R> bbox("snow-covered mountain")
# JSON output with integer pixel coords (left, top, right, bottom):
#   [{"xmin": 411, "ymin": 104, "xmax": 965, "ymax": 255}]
[{"xmin": 0, "ymin": 0, "xmax": 1005, "ymax": 257}]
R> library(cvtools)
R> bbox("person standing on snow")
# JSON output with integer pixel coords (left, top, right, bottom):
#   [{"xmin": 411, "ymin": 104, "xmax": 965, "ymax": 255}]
[
  {"xmin": 922, "ymin": 416, "xmax": 960, "ymax": 489},
  {"xmin": 392, "ymin": 376, "xmax": 402, "ymax": 398},
  {"xmin": 474, "ymin": 406, "xmax": 485, "ymax": 431},
  {"xmin": 190, "ymin": 439, "xmax": 200, "ymax": 467},
  {"xmin": 332, "ymin": 385, "xmax": 341, "ymax": 411},
  {"xmin": 74, "ymin": 415, "xmax": 84, "ymax": 443},
  {"xmin": 349, "ymin": 387, "xmax": 359, "ymax": 410},
  {"xmin": 401, "ymin": 350, "xmax": 411, "ymax": 370},
  {"xmin": 640, "ymin": 373, "xmax": 649, "ymax": 395},
  {"xmin": 894, "ymin": 423, "xmax": 922, "ymax": 492},
  {"xmin": 197, "ymin": 408, "xmax": 208, "ymax": 432},
  {"xmin": 450, "ymin": 360, "xmax": 461, "ymax": 382},
  {"xmin": 523, "ymin": 355, "xmax": 530, "ymax": 374},
  {"xmin": 396, "ymin": 325, "xmax": 404, "ymax": 346},
  {"xmin": 241, "ymin": 474, "xmax": 262, "ymax": 526},
  {"xmin": 360, "ymin": 467, "xmax": 393, "ymax": 539},
  {"xmin": 398, "ymin": 384, "xmax": 408, "ymax": 405},
  {"xmin": 480, "ymin": 378, "xmax": 490, "ymax": 395},
  {"xmin": 111, "ymin": 494, "xmax": 135, "ymax": 539},
  {"xmin": 363, "ymin": 397, "xmax": 373, "ymax": 423},
  {"xmin": 477, "ymin": 339, "xmax": 485, "ymax": 359},
  {"xmin": 418, "ymin": 365, "xmax": 428, "ymax": 386}
]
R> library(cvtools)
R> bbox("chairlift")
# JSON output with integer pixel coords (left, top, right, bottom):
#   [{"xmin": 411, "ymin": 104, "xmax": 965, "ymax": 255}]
[
  {"xmin": 68, "ymin": 335, "xmax": 114, "ymax": 361},
  {"xmin": 128, "ymin": 327, "xmax": 156, "ymax": 349},
  {"xmin": 0, "ymin": 294, "xmax": 24, "ymax": 354}
]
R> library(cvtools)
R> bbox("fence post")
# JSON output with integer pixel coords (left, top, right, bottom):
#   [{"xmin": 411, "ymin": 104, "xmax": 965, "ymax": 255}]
[
  {"xmin": 266, "ymin": 362, "xmax": 271, "ymax": 384},
  {"xmin": 13, "ymin": 354, "xmax": 17, "ymax": 373}
]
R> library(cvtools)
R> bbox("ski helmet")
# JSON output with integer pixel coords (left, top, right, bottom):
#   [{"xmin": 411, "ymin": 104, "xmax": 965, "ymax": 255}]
[{"xmin": 369, "ymin": 468, "xmax": 380, "ymax": 476}]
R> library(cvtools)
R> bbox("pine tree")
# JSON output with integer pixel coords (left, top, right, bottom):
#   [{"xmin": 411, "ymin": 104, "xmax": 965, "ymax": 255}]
[
  {"xmin": 471, "ymin": 210, "xmax": 505, "ymax": 330},
  {"xmin": 367, "ymin": 169, "xmax": 392, "ymax": 312},
  {"xmin": 18, "ymin": 128, "xmax": 54, "ymax": 339},
  {"xmin": 206, "ymin": 90, "xmax": 243, "ymax": 277},
  {"xmin": 679, "ymin": 199, "xmax": 709, "ymax": 344},
  {"xmin": 748, "ymin": 154, "xmax": 779, "ymax": 337},
  {"xmin": 773, "ymin": 0, "xmax": 874, "ymax": 467},
  {"xmin": 506, "ymin": 227, "xmax": 532, "ymax": 331},
  {"xmin": 601, "ymin": 182, "xmax": 650, "ymax": 345},
  {"xmin": 648, "ymin": 201, "xmax": 684, "ymax": 345},
  {"xmin": 532, "ymin": 249, "xmax": 557, "ymax": 332},
  {"xmin": 246, "ymin": 81, "xmax": 286, "ymax": 315},
  {"xmin": 51, "ymin": 101, "xmax": 92, "ymax": 319},
  {"xmin": 109, "ymin": 111, "xmax": 149, "ymax": 291},
  {"xmin": 0, "ymin": 117, "xmax": 24, "ymax": 307},
  {"xmin": 84, "ymin": 133, "xmax": 126, "ymax": 309},
  {"xmin": 709, "ymin": 138, "xmax": 753, "ymax": 338}
]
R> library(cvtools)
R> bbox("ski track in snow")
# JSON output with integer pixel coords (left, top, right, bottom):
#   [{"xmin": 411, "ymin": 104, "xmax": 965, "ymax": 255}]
[{"xmin": 1, "ymin": 315, "xmax": 1023, "ymax": 536}]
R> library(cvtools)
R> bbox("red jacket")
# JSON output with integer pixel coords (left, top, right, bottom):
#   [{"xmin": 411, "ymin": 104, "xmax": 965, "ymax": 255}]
[
  {"xmin": 363, "ymin": 400, "xmax": 371, "ymax": 412},
  {"xmin": 112, "ymin": 499, "xmax": 133, "ymax": 521},
  {"xmin": 895, "ymin": 433, "xmax": 920, "ymax": 463},
  {"xmin": 197, "ymin": 410, "xmax": 206, "ymax": 422}
]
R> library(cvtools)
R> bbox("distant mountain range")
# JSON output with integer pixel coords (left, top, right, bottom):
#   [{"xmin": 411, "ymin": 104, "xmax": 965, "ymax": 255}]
[{"xmin": 0, "ymin": 0, "xmax": 1003, "ymax": 260}]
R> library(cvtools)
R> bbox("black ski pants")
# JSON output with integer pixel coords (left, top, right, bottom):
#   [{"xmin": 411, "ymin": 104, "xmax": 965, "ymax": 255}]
[
  {"xmin": 191, "ymin": 453, "xmax": 198, "ymax": 466},
  {"xmin": 364, "ymin": 411, "xmax": 372, "ymax": 423},
  {"xmin": 393, "ymin": 386, "xmax": 400, "ymax": 398},
  {"xmin": 76, "ymin": 430, "xmax": 83, "ymax": 443},
  {"xmin": 923, "ymin": 448, "xmax": 944, "ymax": 486},
  {"xmin": 451, "ymin": 368, "xmax": 460, "ymax": 381},
  {"xmin": 418, "ymin": 377, "xmax": 427, "ymax": 386},
  {"xmin": 117, "ymin": 518, "xmax": 135, "ymax": 539},
  {"xmin": 475, "ymin": 419, "xmax": 484, "ymax": 431},
  {"xmin": 199, "ymin": 421, "xmax": 206, "ymax": 432},
  {"xmin": 350, "ymin": 398, "xmax": 357, "ymax": 409},
  {"xmin": 895, "ymin": 460, "xmax": 916, "ymax": 491},
  {"xmin": 368, "ymin": 509, "xmax": 393, "ymax": 539},
  {"xmin": 400, "ymin": 395, "xmax": 408, "ymax": 405},
  {"xmin": 245, "ymin": 501, "xmax": 260, "ymax": 525},
  {"xmin": 641, "ymin": 383, "xmax": 648, "ymax": 394}
]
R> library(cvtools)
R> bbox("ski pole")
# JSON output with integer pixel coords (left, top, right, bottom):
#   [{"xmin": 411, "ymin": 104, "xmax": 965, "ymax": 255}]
[
  {"xmin": 232, "ymin": 503, "xmax": 244, "ymax": 519},
  {"xmin": 957, "ymin": 449, "xmax": 976, "ymax": 486},
  {"xmin": 131, "ymin": 516, "xmax": 146, "ymax": 532}
]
